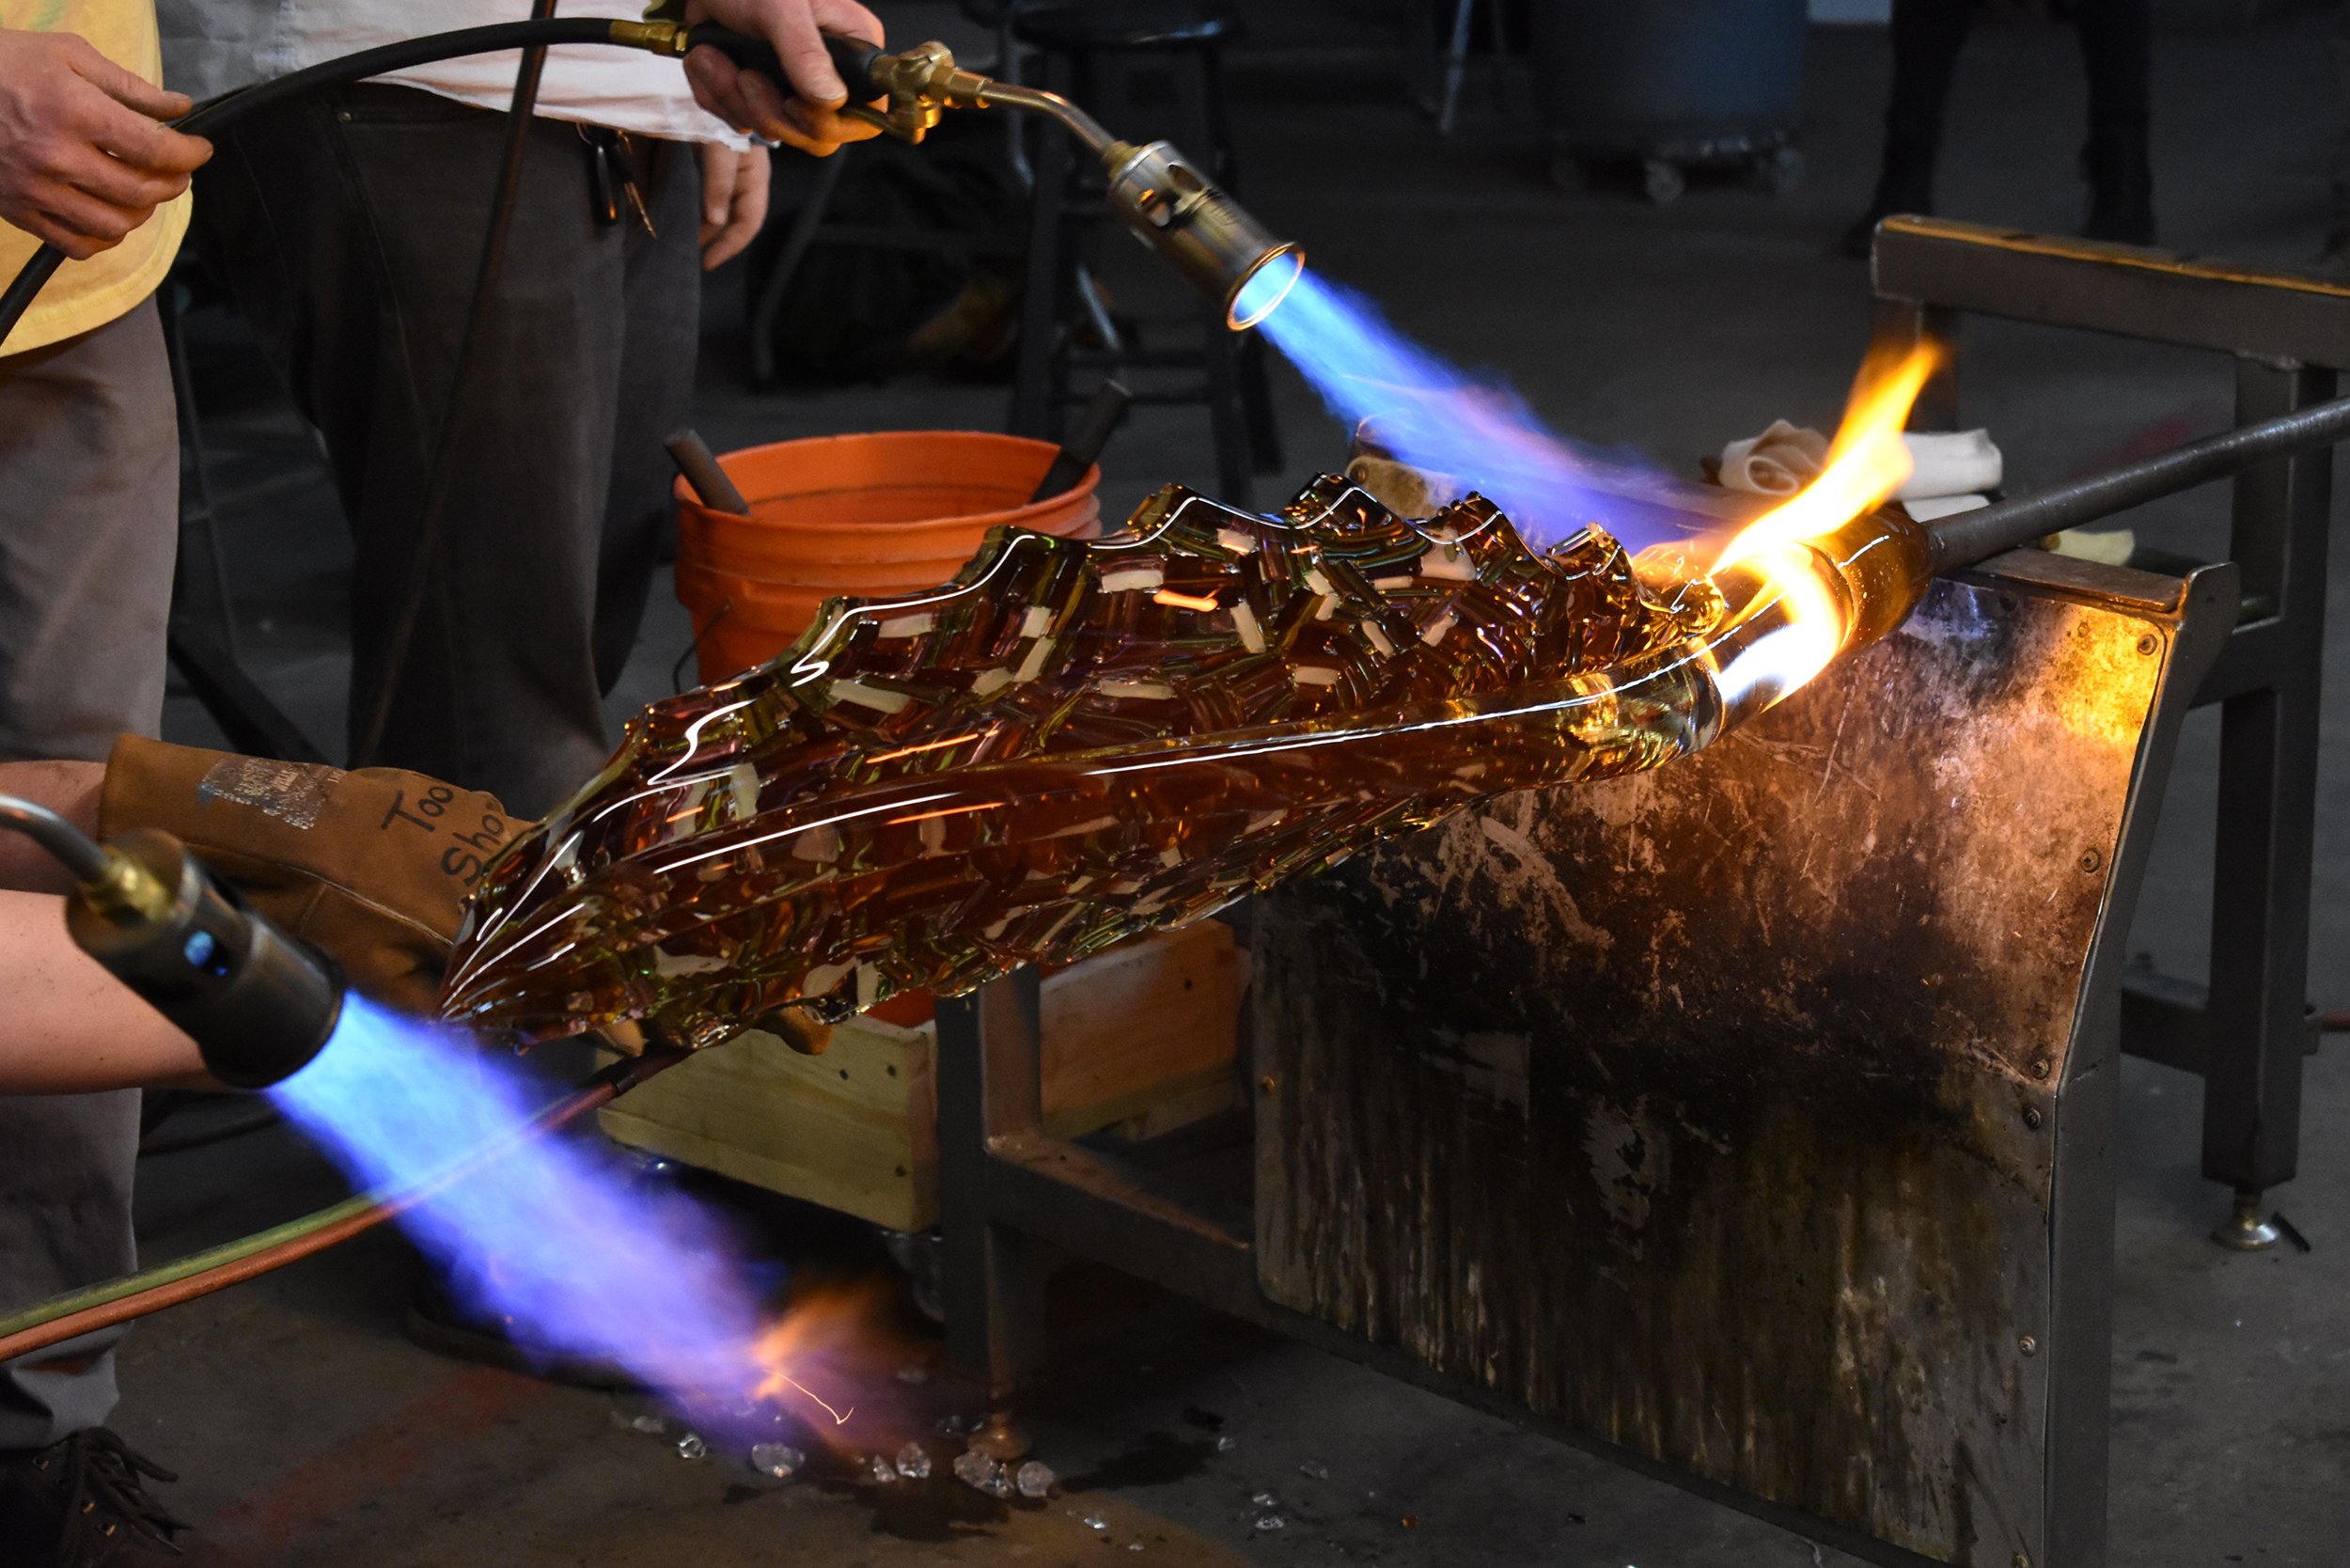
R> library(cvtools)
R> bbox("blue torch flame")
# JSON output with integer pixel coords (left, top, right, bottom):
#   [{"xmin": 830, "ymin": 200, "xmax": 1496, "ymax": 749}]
[
  {"xmin": 268, "ymin": 997, "xmax": 781, "ymax": 1426},
  {"xmin": 1250, "ymin": 267, "xmax": 1671, "ymax": 550}
]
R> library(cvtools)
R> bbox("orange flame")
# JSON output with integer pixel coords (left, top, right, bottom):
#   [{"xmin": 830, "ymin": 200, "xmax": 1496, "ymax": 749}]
[
  {"xmin": 744, "ymin": 1278, "xmax": 903, "ymax": 1435},
  {"xmin": 1713, "ymin": 343, "xmax": 1941, "ymax": 575},
  {"xmin": 1698, "ymin": 344, "xmax": 1942, "ymax": 699}
]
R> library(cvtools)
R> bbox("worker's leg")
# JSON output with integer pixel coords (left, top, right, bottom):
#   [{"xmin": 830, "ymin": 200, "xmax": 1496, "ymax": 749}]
[
  {"xmin": 2074, "ymin": 0, "xmax": 2154, "ymax": 243},
  {"xmin": 190, "ymin": 86, "xmax": 681, "ymax": 817},
  {"xmin": 2332, "ymin": 3, "xmax": 2350, "ymax": 268},
  {"xmin": 1845, "ymin": 0, "xmax": 1980, "ymax": 255},
  {"xmin": 594, "ymin": 138, "xmax": 704, "ymax": 698},
  {"xmin": 0, "ymin": 300, "xmax": 176, "ymax": 1450}
]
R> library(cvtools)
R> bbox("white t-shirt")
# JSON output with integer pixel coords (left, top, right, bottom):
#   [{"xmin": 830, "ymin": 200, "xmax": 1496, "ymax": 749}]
[{"xmin": 158, "ymin": 0, "xmax": 745, "ymax": 145}]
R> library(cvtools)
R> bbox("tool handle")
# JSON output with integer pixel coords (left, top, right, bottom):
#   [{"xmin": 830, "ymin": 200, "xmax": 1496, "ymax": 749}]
[
  {"xmin": 665, "ymin": 430, "xmax": 751, "ymax": 515},
  {"xmin": 1028, "ymin": 380, "xmax": 1133, "ymax": 504},
  {"xmin": 682, "ymin": 24, "xmax": 885, "ymax": 102}
]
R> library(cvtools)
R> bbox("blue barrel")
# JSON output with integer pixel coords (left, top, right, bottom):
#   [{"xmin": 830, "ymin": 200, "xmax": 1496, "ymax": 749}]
[{"xmin": 1529, "ymin": 0, "xmax": 1809, "ymax": 153}]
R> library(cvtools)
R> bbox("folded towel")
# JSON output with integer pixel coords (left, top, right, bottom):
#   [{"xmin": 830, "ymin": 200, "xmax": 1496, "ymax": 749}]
[
  {"xmin": 1718, "ymin": 422, "xmax": 2005, "ymax": 502},
  {"xmin": 1344, "ymin": 454, "xmax": 1464, "ymax": 519},
  {"xmin": 2049, "ymin": 527, "xmax": 2136, "ymax": 566},
  {"xmin": 1717, "ymin": 419, "xmax": 1828, "ymax": 496},
  {"xmin": 1894, "ymin": 429, "xmax": 2003, "ymax": 500}
]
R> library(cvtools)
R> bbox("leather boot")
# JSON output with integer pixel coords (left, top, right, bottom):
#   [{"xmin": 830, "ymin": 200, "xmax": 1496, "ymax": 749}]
[{"xmin": 1841, "ymin": 132, "xmax": 1937, "ymax": 259}]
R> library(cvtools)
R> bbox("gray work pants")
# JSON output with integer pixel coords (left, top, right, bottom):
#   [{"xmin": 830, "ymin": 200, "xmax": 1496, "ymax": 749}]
[
  {"xmin": 0, "ymin": 297, "xmax": 177, "ymax": 1450},
  {"xmin": 189, "ymin": 84, "xmax": 703, "ymax": 818}
]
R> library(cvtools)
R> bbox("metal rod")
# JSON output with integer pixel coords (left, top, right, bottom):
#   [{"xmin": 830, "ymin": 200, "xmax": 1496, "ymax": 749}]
[
  {"xmin": 1927, "ymin": 390, "xmax": 2350, "ymax": 572},
  {"xmin": 976, "ymin": 81, "xmax": 1118, "ymax": 156}
]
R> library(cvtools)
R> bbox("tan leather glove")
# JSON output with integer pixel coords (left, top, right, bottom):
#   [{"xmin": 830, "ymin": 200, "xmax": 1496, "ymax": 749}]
[{"xmin": 97, "ymin": 737, "xmax": 525, "ymax": 1014}]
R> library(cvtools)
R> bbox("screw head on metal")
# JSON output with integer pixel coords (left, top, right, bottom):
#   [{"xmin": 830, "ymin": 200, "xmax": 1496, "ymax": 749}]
[
  {"xmin": 2029, "ymin": 1056, "xmax": 2052, "ymax": 1080},
  {"xmin": 2023, "ymin": 1107, "xmax": 2044, "ymax": 1129},
  {"xmin": 2078, "ymin": 848, "xmax": 2102, "ymax": 872},
  {"xmin": 2136, "ymin": 632, "xmax": 2159, "ymax": 655},
  {"xmin": 1259, "ymin": 1075, "xmax": 1277, "ymax": 1095},
  {"xmin": 2018, "ymin": 1335, "xmax": 2038, "ymax": 1356},
  {"xmin": 2015, "ymin": 1554, "xmax": 2032, "ymax": 1568}
]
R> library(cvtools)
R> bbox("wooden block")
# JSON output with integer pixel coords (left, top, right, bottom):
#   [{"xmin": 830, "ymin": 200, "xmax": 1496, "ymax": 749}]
[
  {"xmin": 1039, "ymin": 921, "xmax": 1246, "ymax": 1137},
  {"xmin": 598, "ymin": 1013, "xmax": 937, "ymax": 1232},
  {"xmin": 599, "ymin": 921, "xmax": 1244, "ymax": 1231}
]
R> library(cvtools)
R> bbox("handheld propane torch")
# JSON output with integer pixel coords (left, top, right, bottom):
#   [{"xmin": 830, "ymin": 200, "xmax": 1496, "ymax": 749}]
[
  {"xmin": 0, "ymin": 22, "xmax": 1305, "ymax": 348},
  {"xmin": 0, "ymin": 799, "xmax": 340, "ymax": 1090},
  {"xmin": 615, "ymin": 23, "xmax": 1306, "ymax": 329}
]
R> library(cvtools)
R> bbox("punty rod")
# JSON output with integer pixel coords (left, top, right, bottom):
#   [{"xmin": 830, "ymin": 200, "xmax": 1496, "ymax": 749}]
[{"xmin": 1926, "ymin": 388, "xmax": 2350, "ymax": 572}]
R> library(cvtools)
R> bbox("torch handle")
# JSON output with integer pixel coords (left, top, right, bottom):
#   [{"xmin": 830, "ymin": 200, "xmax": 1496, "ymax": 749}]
[{"xmin": 682, "ymin": 24, "xmax": 885, "ymax": 102}]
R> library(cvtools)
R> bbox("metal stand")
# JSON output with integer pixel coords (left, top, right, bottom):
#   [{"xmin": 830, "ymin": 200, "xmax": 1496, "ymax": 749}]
[
  {"xmin": 1872, "ymin": 216, "xmax": 2340, "ymax": 1242},
  {"xmin": 933, "ymin": 547, "xmax": 2236, "ymax": 1568},
  {"xmin": 2212, "ymin": 1188, "xmax": 2283, "ymax": 1251},
  {"xmin": 925, "ymin": 220, "xmax": 2350, "ymax": 1567}
]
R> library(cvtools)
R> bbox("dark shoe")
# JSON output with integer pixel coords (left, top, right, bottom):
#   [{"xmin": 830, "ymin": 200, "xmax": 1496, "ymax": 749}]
[
  {"xmin": 1841, "ymin": 132, "xmax": 1938, "ymax": 259},
  {"xmin": 0, "ymin": 1429, "xmax": 190, "ymax": 1565},
  {"xmin": 2321, "ymin": 228, "xmax": 2350, "ymax": 278},
  {"xmin": 2082, "ymin": 128, "xmax": 2155, "ymax": 245}
]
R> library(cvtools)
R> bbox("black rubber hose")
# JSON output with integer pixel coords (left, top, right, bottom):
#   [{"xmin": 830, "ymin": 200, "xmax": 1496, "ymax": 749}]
[
  {"xmin": 0, "ymin": 21, "xmax": 874, "ymax": 352},
  {"xmin": 349, "ymin": 1, "xmax": 556, "ymax": 767},
  {"xmin": 0, "ymin": 18, "xmax": 620, "ymax": 352}
]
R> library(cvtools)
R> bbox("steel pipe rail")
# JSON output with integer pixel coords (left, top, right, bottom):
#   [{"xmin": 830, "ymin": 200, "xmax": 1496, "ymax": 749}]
[{"xmin": 1926, "ymin": 389, "xmax": 2350, "ymax": 572}]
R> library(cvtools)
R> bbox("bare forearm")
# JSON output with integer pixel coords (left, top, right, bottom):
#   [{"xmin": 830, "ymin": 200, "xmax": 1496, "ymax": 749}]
[
  {"xmin": 0, "ymin": 888, "xmax": 217, "ymax": 1092},
  {"xmin": 0, "ymin": 759, "xmax": 102, "ymax": 893}
]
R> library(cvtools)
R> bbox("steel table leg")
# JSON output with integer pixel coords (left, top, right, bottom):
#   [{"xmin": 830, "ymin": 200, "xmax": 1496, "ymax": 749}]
[
  {"xmin": 2200, "ymin": 357, "xmax": 2333, "ymax": 1240},
  {"xmin": 936, "ymin": 970, "xmax": 1052, "ymax": 1456}
]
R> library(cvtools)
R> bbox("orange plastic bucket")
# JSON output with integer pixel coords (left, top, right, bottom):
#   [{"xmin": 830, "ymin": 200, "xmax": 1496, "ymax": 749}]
[{"xmin": 674, "ymin": 431, "xmax": 1101, "ymax": 685}]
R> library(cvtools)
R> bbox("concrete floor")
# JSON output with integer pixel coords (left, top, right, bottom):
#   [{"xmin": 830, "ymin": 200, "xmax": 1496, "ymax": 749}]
[{"xmin": 139, "ymin": 11, "xmax": 2350, "ymax": 1566}]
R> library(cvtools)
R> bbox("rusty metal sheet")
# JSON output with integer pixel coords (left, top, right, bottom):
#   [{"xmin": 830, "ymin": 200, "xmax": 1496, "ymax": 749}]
[{"xmin": 1253, "ymin": 572, "xmax": 2172, "ymax": 1567}]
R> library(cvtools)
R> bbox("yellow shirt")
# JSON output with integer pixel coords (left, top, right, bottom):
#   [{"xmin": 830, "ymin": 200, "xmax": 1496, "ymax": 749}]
[{"xmin": 0, "ymin": 0, "xmax": 189, "ymax": 356}]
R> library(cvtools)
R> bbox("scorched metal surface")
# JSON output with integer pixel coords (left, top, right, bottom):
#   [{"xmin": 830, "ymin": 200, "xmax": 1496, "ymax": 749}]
[{"xmin": 1250, "ymin": 557, "xmax": 2217, "ymax": 1567}]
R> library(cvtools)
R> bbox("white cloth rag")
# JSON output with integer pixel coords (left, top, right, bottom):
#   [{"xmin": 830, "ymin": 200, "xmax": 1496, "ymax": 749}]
[
  {"xmin": 1716, "ymin": 420, "xmax": 1828, "ymax": 496},
  {"xmin": 1717, "ymin": 423, "xmax": 2005, "ymax": 502},
  {"xmin": 1894, "ymin": 429, "xmax": 2003, "ymax": 501}
]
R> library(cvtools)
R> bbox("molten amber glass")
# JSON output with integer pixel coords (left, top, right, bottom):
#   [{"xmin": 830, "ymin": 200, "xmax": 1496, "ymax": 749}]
[{"xmin": 439, "ymin": 478, "xmax": 1929, "ymax": 1046}]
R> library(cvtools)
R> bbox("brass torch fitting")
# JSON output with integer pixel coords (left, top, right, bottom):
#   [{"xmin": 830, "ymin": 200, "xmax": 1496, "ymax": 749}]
[
  {"xmin": 608, "ymin": 17, "xmax": 689, "ymax": 55},
  {"xmin": 73, "ymin": 840, "xmax": 178, "ymax": 928}
]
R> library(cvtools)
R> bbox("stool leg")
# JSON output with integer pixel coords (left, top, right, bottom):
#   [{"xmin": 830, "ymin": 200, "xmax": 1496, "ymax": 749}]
[
  {"xmin": 1438, "ymin": 0, "xmax": 1479, "ymax": 135},
  {"xmin": 1204, "ymin": 307, "xmax": 1251, "ymax": 506},
  {"xmin": 1190, "ymin": 42, "xmax": 1274, "ymax": 488},
  {"xmin": 1009, "ymin": 115, "xmax": 1073, "ymax": 440},
  {"xmin": 1239, "ymin": 332, "xmax": 1284, "ymax": 476},
  {"xmin": 746, "ymin": 152, "xmax": 847, "ymax": 388}
]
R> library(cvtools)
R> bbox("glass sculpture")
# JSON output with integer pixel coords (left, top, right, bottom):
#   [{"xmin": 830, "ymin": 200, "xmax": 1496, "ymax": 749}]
[{"xmin": 440, "ymin": 478, "xmax": 1931, "ymax": 1047}]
